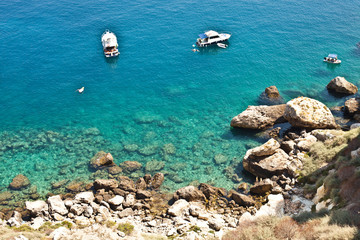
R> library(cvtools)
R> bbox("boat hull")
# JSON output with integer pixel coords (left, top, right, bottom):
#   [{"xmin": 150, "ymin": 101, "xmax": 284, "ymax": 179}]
[
  {"xmin": 323, "ymin": 59, "xmax": 341, "ymax": 64},
  {"xmin": 196, "ymin": 39, "xmax": 229, "ymax": 47}
]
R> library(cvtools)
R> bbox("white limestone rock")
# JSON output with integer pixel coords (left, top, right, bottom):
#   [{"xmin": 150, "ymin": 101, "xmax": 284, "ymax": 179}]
[
  {"xmin": 25, "ymin": 200, "xmax": 48, "ymax": 217},
  {"xmin": 168, "ymin": 199, "xmax": 190, "ymax": 217},
  {"xmin": 74, "ymin": 191, "xmax": 95, "ymax": 204},
  {"xmin": 108, "ymin": 195, "xmax": 124, "ymax": 206},
  {"xmin": 284, "ymin": 97, "xmax": 337, "ymax": 129},
  {"xmin": 50, "ymin": 226, "xmax": 71, "ymax": 240},
  {"xmin": 48, "ymin": 195, "xmax": 68, "ymax": 216}
]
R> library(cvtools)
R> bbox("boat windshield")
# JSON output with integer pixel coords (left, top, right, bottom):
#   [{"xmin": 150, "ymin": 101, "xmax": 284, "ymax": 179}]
[
  {"xmin": 105, "ymin": 46, "xmax": 116, "ymax": 51},
  {"xmin": 328, "ymin": 54, "xmax": 337, "ymax": 58}
]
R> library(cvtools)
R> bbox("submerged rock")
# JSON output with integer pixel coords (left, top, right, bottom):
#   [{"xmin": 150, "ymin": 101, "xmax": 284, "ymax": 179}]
[
  {"xmin": 284, "ymin": 97, "xmax": 337, "ymax": 129},
  {"xmin": 90, "ymin": 151, "xmax": 115, "ymax": 169},
  {"xmin": 265, "ymin": 86, "xmax": 281, "ymax": 99},
  {"xmin": 214, "ymin": 154, "xmax": 228, "ymax": 165},
  {"xmin": 162, "ymin": 143, "xmax": 176, "ymax": 155},
  {"xmin": 231, "ymin": 104, "xmax": 286, "ymax": 129},
  {"xmin": 119, "ymin": 161, "xmax": 142, "ymax": 173},
  {"xmin": 9, "ymin": 174, "xmax": 30, "ymax": 190},
  {"xmin": 138, "ymin": 145, "xmax": 158, "ymax": 156},
  {"xmin": 145, "ymin": 160, "xmax": 165, "ymax": 172},
  {"xmin": 123, "ymin": 144, "xmax": 139, "ymax": 152},
  {"xmin": 327, "ymin": 76, "xmax": 358, "ymax": 95},
  {"xmin": 259, "ymin": 86, "xmax": 284, "ymax": 105},
  {"xmin": 0, "ymin": 191, "xmax": 13, "ymax": 201}
]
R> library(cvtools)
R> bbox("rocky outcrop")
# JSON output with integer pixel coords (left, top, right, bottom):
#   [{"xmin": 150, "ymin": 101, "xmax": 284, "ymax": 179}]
[
  {"xmin": 9, "ymin": 174, "xmax": 30, "ymax": 190},
  {"xmin": 345, "ymin": 98, "xmax": 360, "ymax": 115},
  {"xmin": 243, "ymin": 138, "xmax": 296, "ymax": 178},
  {"xmin": 173, "ymin": 186, "xmax": 206, "ymax": 202},
  {"xmin": 90, "ymin": 151, "xmax": 115, "ymax": 169},
  {"xmin": 284, "ymin": 97, "xmax": 337, "ymax": 129},
  {"xmin": 231, "ymin": 104, "xmax": 286, "ymax": 129},
  {"xmin": 327, "ymin": 76, "xmax": 358, "ymax": 95},
  {"xmin": 265, "ymin": 86, "xmax": 281, "ymax": 99}
]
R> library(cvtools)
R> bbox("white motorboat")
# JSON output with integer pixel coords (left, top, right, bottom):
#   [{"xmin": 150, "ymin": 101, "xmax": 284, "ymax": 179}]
[
  {"xmin": 101, "ymin": 30, "xmax": 120, "ymax": 57},
  {"xmin": 323, "ymin": 54, "xmax": 341, "ymax": 64},
  {"xmin": 217, "ymin": 43, "xmax": 228, "ymax": 49},
  {"xmin": 196, "ymin": 30, "xmax": 231, "ymax": 47}
]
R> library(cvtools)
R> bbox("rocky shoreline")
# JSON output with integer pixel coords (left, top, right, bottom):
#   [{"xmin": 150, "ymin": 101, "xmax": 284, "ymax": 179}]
[{"xmin": 1, "ymin": 76, "xmax": 360, "ymax": 239}]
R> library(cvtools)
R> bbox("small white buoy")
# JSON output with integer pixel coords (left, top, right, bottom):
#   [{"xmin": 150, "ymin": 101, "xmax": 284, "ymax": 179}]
[{"xmin": 192, "ymin": 44, "xmax": 195, "ymax": 47}]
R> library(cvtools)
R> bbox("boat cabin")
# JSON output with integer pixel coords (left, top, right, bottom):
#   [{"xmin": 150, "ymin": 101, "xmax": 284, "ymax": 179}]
[{"xmin": 324, "ymin": 53, "xmax": 341, "ymax": 64}]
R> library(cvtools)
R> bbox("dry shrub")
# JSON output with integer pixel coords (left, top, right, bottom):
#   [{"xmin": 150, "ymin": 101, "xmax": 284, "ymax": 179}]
[
  {"xmin": 309, "ymin": 216, "xmax": 357, "ymax": 240},
  {"xmin": 223, "ymin": 214, "xmax": 357, "ymax": 240},
  {"xmin": 274, "ymin": 217, "xmax": 298, "ymax": 240},
  {"xmin": 222, "ymin": 217, "xmax": 279, "ymax": 240}
]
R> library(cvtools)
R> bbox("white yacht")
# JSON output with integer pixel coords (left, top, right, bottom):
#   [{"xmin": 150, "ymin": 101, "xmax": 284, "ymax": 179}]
[
  {"xmin": 323, "ymin": 54, "xmax": 341, "ymax": 64},
  {"xmin": 101, "ymin": 30, "xmax": 120, "ymax": 57},
  {"xmin": 196, "ymin": 30, "xmax": 231, "ymax": 47}
]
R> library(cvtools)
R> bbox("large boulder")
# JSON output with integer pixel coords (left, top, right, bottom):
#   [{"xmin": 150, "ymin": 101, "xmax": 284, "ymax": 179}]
[
  {"xmin": 327, "ymin": 76, "xmax": 358, "ymax": 95},
  {"xmin": 74, "ymin": 192, "xmax": 94, "ymax": 204},
  {"xmin": 243, "ymin": 139, "xmax": 295, "ymax": 178},
  {"xmin": 90, "ymin": 151, "xmax": 115, "ymax": 169},
  {"xmin": 47, "ymin": 195, "xmax": 68, "ymax": 216},
  {"xmin": 345, "ymin": 98, "xmax": 360, "ymax": 115},
  {"xmin": 151, "ymin": 172, "xmax": 164, "ymax": 189},
  {"xmin": 93, "ymin": 179, "xmax": 118, "ymax": 190},
  {"xmin": 284, "ymin": 97, "xmax": 337, "ymax": 129},
  {"xmin": 250, "ymin": 179, "xmax": 274, "ymax": 195},
  {"xmin": 173, "ymin": 186, "xmax": 206, "ymax": 202},
  {"xmin": 117, "ymin": 176, "xmax": 136, "ymax": 192},
  {"xmin": 167, "ymin": 199, "xmax": 190, "ymax": 217},
  {"xmin": 246, "ymin": 138, "xmax": 280, "ymax": 157},
  {"xmin": 231, "ymin": 105, "xmax": 286, "ymax": 129},
  {"xmin": 25, "ymin": 200, "xmax": 48, "ymax": 217},
  {"xmin": 199, "ymin": 183, "xmax": 226, "ymax": 199},
  {"xmin": 9, "ymin": 174, "xmax": 30, "ymax": 190},
  {"xmin": 231, "ymin": 192, "xmax": 255, "ymax": 207}
]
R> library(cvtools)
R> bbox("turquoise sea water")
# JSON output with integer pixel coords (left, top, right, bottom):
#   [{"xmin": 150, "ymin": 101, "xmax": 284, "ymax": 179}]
[{"xmin": 1, "ymin": 0, "xmax": 360, "ymax": 196}]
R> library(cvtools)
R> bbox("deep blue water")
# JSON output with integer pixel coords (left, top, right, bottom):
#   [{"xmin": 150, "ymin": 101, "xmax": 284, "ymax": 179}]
[{"xmin": 1, "ymin": 0, "xmax": 360, "ymax": 195}]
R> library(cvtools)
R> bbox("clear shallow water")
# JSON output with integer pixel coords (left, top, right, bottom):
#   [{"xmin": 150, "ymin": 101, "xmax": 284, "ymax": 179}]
[{"xmin": 1, "ymin": 0, "xmax": 360, "ymax": 195}]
